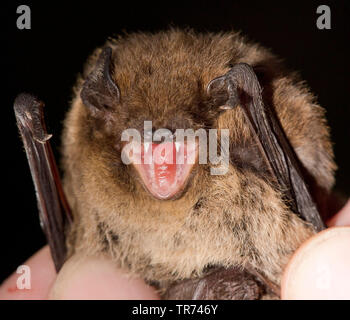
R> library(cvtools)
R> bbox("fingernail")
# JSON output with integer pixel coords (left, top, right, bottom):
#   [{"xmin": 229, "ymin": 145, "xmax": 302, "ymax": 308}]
[{"xmin": 282, "ymin": 227, "xmax": 350, "ymax": 300}]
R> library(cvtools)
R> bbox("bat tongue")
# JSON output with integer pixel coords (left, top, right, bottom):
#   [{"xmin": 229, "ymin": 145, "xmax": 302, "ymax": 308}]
[
  {"xmin": 153, "ymin": 143, "xmax": 177, "ymax": 190},
  {"xmin": 133, "ymin": 141, "xmax": 198, "ymax": 199}
]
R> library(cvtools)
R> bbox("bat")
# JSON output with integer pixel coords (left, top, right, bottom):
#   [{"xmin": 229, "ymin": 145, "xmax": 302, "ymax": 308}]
[{"xmin": 14, "ymin": 29, "xmax": 336, "ymax": 299}]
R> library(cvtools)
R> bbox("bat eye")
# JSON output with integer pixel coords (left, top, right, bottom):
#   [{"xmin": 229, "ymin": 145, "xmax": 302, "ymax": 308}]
[{"xmin": 81, "ymin": 47, "xmax": 121, "ymax": 112}]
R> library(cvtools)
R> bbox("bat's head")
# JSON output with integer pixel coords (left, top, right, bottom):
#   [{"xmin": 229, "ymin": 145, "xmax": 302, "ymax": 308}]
[{"xmin": 68, "ymin": 31, "xmax": 271, "ymax": 202}]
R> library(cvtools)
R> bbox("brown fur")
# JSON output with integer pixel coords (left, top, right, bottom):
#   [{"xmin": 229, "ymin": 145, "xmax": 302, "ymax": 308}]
[{"xmin": 61, "ymin": 29, "xmax": 336, "ymax": 297}]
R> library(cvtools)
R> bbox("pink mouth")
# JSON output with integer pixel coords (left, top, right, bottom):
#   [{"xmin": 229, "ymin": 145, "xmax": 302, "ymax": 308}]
[{"xmin": 132, "ymin": 141, "xmax": 198, "ymax": 199}]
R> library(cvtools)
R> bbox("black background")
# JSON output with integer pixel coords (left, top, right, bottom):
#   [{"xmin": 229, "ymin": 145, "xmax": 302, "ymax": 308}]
[{"xmin": 0, "ymin": 0, "xmax": 349, "ymax": 283}]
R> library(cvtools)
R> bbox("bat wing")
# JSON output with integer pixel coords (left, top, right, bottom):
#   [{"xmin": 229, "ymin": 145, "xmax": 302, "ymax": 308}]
[
  {"xmin": 12, "ymin": 47, "xmax": 119, "ymax": 273},
  {"xmin": 14, "ymin": 93, "xmax": 72, "ymax": 271},
  {"xmin": 163, "ymin": 266, "xmax": 267, "ymax": 300},
  {"xmin": 207, "ymin": 63, "xmax": 325, "ymax": 232}
]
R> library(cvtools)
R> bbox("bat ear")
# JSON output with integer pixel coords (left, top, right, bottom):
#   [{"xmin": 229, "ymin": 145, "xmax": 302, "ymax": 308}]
[
  {"xmin": 81, "ymin": 46, "xmax": 120, "ymax": 112},
  {"xmin": 206, "ymin": 69, "xmax": 240, "ymax": 111}
]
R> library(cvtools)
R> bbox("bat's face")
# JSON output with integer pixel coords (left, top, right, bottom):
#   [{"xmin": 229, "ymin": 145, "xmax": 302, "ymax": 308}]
[
  {"xmin": 114, "ymin": 96, "xmax": 203, "ymax": 200},
  {"xmin": 110, "ymin": 66, "xmax": 204, "ymax": 200},
  {"xmin": 78, "ymin": 35, "xmax": 232, "ymax": 201}
]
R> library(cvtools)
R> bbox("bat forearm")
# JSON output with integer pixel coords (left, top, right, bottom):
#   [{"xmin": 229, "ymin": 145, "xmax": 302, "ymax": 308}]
[{"xmin": 14, "ymin": 93, "xmax": 72, "ymax": 271}]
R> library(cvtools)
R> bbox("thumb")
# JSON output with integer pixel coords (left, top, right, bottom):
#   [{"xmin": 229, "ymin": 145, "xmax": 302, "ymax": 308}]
[
  {"xmin": 281, "ymin": 227, "xmax": 350, "ymax": 299},
  {"xmin": 49, "ymin": 253, "xmax": 160, "ymax": 300}
]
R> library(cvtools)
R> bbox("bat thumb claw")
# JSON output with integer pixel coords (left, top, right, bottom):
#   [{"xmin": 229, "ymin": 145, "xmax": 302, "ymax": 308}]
[{"xmin": 14, "ymin": 93, "xmax": 52, "ymax": 143}]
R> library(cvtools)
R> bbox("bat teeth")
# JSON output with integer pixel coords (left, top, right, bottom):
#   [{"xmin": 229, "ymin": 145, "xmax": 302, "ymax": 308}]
[
  {"xmin": 144, "ymin": 142, "xmax": 151, "ymax": 153},
  {"xmin": 175, "ymin": 142, "xmax": 181, "ymax": 153}
]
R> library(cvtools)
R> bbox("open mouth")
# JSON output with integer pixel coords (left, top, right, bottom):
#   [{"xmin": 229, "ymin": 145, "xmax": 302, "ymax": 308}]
[{"xmin": 128, "ymin": 141, "xmax": 198, "ymax": 200}]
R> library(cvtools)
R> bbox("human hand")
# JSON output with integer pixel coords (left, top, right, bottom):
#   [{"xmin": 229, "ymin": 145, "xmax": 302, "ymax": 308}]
[
  {"xmin": 282, "ymin": 199, "xmax": 350, "ymax": 299},
  {"xmin": 0, "ymin": 247, "xmax": 159, "ymax": 299},
  {"xmin": 1, "ymin": 200, "xmax": 349, "ymax": 300}
]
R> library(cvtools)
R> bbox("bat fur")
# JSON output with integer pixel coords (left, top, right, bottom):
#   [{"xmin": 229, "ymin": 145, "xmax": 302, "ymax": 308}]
[{"xmin": 61, "ymin": 29, "xmax": 336, "ymax": 298}]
